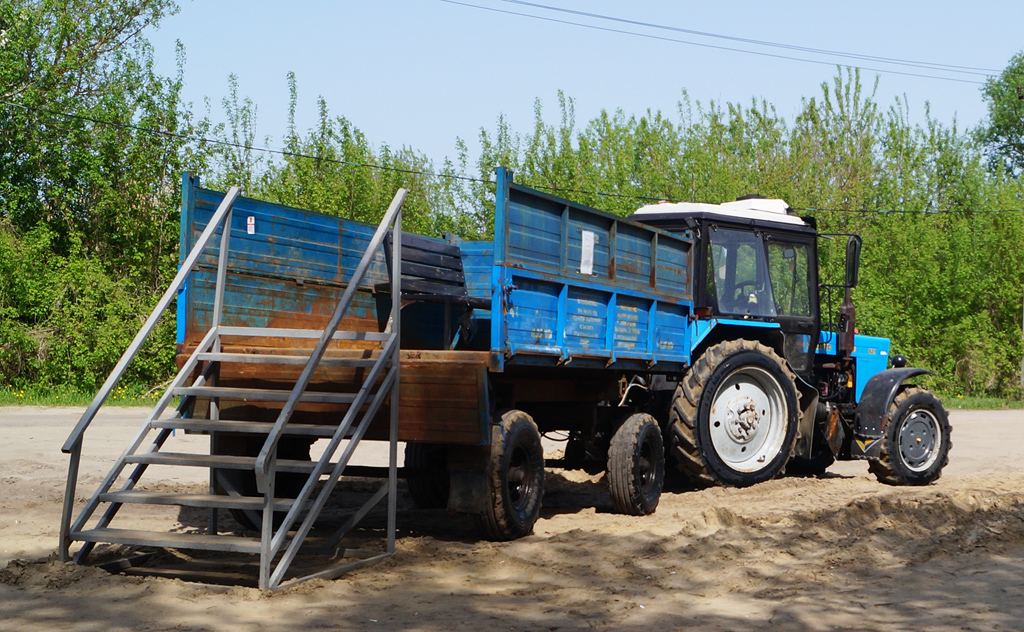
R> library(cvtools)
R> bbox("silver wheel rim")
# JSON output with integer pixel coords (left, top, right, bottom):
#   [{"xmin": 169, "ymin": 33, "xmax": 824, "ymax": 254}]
[
  {"xmin": 708, "ymin": 366, "xmax": 788, "ymax": 473},
  {"xmin": 897, "ymin": 408, "xmax": 941, "ymax": 472}
]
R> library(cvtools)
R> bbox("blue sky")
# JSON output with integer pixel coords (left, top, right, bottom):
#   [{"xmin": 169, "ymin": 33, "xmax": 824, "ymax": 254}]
[{"xmin": 146, "ymin": 1, "xmax": 1022, "ymax": 169}]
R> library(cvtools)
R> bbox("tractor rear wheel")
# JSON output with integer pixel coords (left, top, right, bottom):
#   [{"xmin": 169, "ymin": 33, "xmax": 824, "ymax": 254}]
[{"xmin": 668, "ymin": 340, "xmax": 799, "ymax": 487}]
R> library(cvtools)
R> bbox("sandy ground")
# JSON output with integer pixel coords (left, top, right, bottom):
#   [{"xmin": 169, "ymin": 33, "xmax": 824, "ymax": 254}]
[{"xmin": 2, "ymin": 406, "xmax": 1023, "ymax": 631}]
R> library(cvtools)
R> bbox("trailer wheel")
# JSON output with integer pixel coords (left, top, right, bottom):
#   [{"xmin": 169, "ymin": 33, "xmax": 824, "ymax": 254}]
[
  {"xmin": 474, "ymin": 410, "xmax": 544, "ymax": 541},
  {"xmin": 607, "ymin": 413, "xmax": 664, "ymax": 515},
  {"xmin": 212, "ymin": 434, "xmax": 311, "ymax": 531},
  {"xmin": 404, "ymin": 442, "xmax": 450, "ymax": 509},
  {"xmin": 869, "ymin": 387, "xmax": 951, "ymax": 486},
  {"xmin": 668, "ymin": 340, "xmax": 799, "ymax": 487}
]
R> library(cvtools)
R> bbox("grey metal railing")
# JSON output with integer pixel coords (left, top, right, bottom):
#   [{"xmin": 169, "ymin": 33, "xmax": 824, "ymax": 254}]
[
  {"xmin": 255, "ymin": 189, "xmax": 406, "ymax": 589},
  {"xmin": 58, "ymin": 183, "xmax": 407, "ymax": 591},
  {"xmin": 58, "ymin": 186, "xmax": 241, "ymax": 562}
]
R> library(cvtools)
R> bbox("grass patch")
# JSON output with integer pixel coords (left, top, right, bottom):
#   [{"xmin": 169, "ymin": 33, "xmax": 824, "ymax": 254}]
[
  {"xmin": 0, "ymin": 384, "xmax": 163, "ymax": 407},
  {"xmin": 940, "ymin": 394, "xmax": 1024, "ymax": 410}
]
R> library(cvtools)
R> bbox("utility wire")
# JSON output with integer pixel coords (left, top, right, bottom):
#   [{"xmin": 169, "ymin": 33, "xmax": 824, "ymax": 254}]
[
  {"xmin": 1, "ymin": 100, "xmax": 665, "ymax": 202},
  {"xmin": 499, "ymin": 0, "xmax": 999, "ymax": 76},
  {"xmin": 792, "ymin": 206, "xmax": 1024, "ymax": 215},
  {"xmin": 440, "ymin": 0, "xmax": 989, "ymax": 86},
  {"xmin": 4, "ymin": 100, "xmax": 1023, "ymax": 214}
]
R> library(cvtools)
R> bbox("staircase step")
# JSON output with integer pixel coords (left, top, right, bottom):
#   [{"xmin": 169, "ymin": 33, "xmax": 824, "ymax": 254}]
[
  {"xmin": 196, "ymin": 352, "xmax": 383, "ymax": 367},
  {"xmin": 218, "ymin": 326, "xmax": 390, "ymax": 342},
  {"xmin": 73, "ymin": 528, "xmax": 261, "ymax": 553},
  {"xmin": 172, "ymin": 386, "xmax": 360, "ymax": 404},
  {"xmin": 151, "ymin": 419, "xmax": 340, "ymax": 438},
  {"xmin": 123, "ymin": 452, "xmax": 323, "ymax": 473},
  {"xmin": 98, "ymin": 490, "xmax": 296, "ymax": 510}
]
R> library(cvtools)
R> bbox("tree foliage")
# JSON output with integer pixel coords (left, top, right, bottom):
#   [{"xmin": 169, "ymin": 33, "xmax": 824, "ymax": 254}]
[
  {"xmin": 0, "ymin": 0, "xmax": 204, "ymax": 388},
  {"xmin": 981, "ymin": 51, "xmax": 1024, "ymax": 175},
  {"xmin": 1, "ymin": 2, "xmax": 1022, "ymax": 401}
]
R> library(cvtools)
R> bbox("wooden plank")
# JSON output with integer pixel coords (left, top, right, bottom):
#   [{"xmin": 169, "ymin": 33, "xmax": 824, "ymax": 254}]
[
  {"xmin": 397, "ymin": 232, "xmax": 461, "ymax": 256},
  {"xmin": 400, "ymin": 260, "xmax": 466, "ymax": 284},
  {"xmin": 397, "ymin": 247, "xmax": 462, "ymax": 270}
]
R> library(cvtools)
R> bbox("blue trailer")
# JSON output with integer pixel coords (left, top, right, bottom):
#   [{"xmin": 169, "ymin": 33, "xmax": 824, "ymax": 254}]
[{"xmin": 60, "ymin": 167, "xmax": 951, "ymax": 589}]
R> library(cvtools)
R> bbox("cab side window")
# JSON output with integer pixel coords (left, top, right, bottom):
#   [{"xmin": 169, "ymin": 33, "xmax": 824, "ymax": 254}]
[{"xmin": 766, "ymin": 242, "xmax": 812, "ymax": 317}]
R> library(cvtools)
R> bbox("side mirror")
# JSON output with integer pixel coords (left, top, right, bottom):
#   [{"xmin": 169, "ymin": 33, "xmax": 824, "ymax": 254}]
[{"xmin": 845, "ymin": 235, "xmax": 862, "ymax": 288}]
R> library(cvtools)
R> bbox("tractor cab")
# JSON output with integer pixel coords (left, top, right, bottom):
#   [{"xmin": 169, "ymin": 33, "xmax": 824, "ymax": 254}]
[{"xmin": 630, "ymin": 196, "xmax": 820, "ymax": 377}]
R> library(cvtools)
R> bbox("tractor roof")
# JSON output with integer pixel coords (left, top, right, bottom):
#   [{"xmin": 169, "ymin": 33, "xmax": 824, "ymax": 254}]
[{"xmin": 631, "ymin": 197, "xmax": 809, "ymax": 228}]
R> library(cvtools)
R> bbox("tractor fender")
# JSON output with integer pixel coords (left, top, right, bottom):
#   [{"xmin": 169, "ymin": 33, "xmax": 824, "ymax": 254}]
[{"xmin": 853, "ymin": 368, "xmax": 935, "ymax": 440}]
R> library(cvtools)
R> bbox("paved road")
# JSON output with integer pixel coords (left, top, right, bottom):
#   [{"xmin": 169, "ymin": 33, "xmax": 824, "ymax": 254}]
[{"xmin": 2, "ymin": 406, "xmax": 1020, "ymax": 482}]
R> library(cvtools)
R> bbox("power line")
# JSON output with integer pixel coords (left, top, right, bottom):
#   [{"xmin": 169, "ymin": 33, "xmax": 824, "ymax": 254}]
[
  {"xmin": 0, "ymin": 100, "xmax": 667, "ymax": 203},
  {"xmin": 793, "ymin": 206, "xmax": 1024, "ymax": 215},
  {"xmin": 498, "ymin": 0, "xmax": 999, "ymax": 76},
  {"xmin": 440, "ymin": 0, "xmax": 989, "ymax": 86},
  {"xmin": 5, "ymin": 100, "xmax": 1022, "ymax": 214}
]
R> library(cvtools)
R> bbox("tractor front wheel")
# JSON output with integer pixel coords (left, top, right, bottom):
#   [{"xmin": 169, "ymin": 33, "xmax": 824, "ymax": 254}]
[{"xmin": 869, "ymin": 387, "xmax": 951, "ymax": 486}]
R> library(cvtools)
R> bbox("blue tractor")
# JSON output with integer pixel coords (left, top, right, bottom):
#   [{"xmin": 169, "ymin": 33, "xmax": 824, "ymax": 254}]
[{"xmin": 628, "ymin": 195, "xmax": 952, "ymax": 490}]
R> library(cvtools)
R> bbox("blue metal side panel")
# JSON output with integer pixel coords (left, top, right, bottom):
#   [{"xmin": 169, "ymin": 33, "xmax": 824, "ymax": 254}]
[
  {"xmin": 656, "ymin": 236, "xmax": 690, "ymax": 296},
  {"xmin": 499, "ymin": 268, "xmax": 692, "ymax": 367},
  {"xmin": 186, "ymin": 269, "xmax": 379, "ymax": 331},
  {"xmin": 615, "ymin": 295, "xmax": 650, "ymax": 354},
  {"xmin": 189, "ymin": 189, "xmax": 388, "ymax": 288},
  {"xmin": 459, "ymin": 241, "xmax": 494, "ymax": 299},
  {"xmin": 566, "ymin": 286, "xmax": 608, "ymax": 351},
  {"xmin": 507, "ymin": 195, "xmax": 562, "ymax": 270},
  {"xmin": 654, "ymin": 302, "xmax": 689, "ymax": 356},
  {"xmin": 489, "ymin": 170, "xmax": 694, "ymax": 369},
  {"xmin": 506, "ymin": 276, "xmax": 559, "ymax": 349},
  {"xmin": 853, "ymin": 334, "xmax": 891, "ymax": 401},
  {"xmin": 177, "ymin": 173, "xmax": 197, "ymax": 346},
  {"xmin": 615, "ymin": 223, "xmax": 652, "ymax": 287},
  {"xmin": 566, "ymin": 209, "xmax": 611, "ymax": 277}
]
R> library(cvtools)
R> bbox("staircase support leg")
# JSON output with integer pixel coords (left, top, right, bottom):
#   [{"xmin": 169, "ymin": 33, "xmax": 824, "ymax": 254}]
[
  {"xmin": 58, "ymin": 441, "xmax": 82, "ymax": 562},
  {"xmin": 208, "ymin": 433, "xmax": 219, "ymax": 536}
]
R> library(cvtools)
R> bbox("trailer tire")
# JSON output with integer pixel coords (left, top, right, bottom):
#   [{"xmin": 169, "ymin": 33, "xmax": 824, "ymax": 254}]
[
  {"xmin": 868, "ymin": 387, "xmax": 951, "ymax": 486},
  {"xmin": 668, "ymin": 340, "xmax": 799, "ymax": 487},
  {"xmin": 212, "ymin": 434, "xmax": 311, "ymax": 531},
  {"xmin": 607, "ymin": 413, "xmax": 664, "ymax": 515},
  {"xmin": 474, "ymin": 410, "xmax": 544, "ymax": 541},
  {"xmin": 405, "ymin": 442, "xmax": 450, "ymax": 509}
]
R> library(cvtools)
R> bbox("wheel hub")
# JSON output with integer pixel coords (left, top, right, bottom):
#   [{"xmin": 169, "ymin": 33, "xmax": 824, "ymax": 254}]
[
  {"xmin": 708, "ymin": 365, "xmax": 788, "ymax": 473},
  {"xmin": 898, "ymin": 410, "xmax": 938, "ymax": 470},
  {"xmin": 724, "ymin": 397, "xmax": 760, "ymax": 443}
]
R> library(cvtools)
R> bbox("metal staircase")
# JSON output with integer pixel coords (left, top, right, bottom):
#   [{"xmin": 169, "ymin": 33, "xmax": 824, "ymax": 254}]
[{"xmin": 59, "ymin": 186, "xmax": 408, "ymax": 590}]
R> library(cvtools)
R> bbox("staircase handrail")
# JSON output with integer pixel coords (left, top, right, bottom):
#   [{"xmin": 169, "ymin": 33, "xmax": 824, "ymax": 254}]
[
  {"xmin": 62, "ymin": 186, "xmax": 241, "ymax": 454},
  {"xmin": 254, "ymin": 188, "xmax": 408, "ymax": 486}
]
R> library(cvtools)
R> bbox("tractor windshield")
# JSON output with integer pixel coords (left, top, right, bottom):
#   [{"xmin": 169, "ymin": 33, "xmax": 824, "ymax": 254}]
[{"xmin": 707, "ymin": 228, "xmax": 777, "ymax": 318}]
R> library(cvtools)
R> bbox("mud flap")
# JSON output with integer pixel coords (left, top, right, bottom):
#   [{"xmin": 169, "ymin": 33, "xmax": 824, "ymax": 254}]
[
  {"xmin": 447, "ymin": 469, "xmax": 489, "ymax": 514},
  {"xmin": 852, "ymin": 367, "xmax": 934, "ymax": 460},
  {"xmin": 793, "ymin": 377, "xmax": 819, "ymax": 458},
  {"xmin": 445, "ymin": 444, "xmax": 492, "ymax": 514}
]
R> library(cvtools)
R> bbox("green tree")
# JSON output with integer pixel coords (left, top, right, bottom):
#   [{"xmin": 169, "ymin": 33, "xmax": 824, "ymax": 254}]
[
  {"xmin": 0, "ymin": 0, "xmax": 207, "ymax": 389},
  {"xmin": 981, "ymin": 51, "xmax": 1024, "ymax": 175}
]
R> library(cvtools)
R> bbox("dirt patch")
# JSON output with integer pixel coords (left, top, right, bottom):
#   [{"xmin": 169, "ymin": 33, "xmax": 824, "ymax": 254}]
[{"xmin": 2, "ymin": 407, "xmax": 1024, "ymax": 631}]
